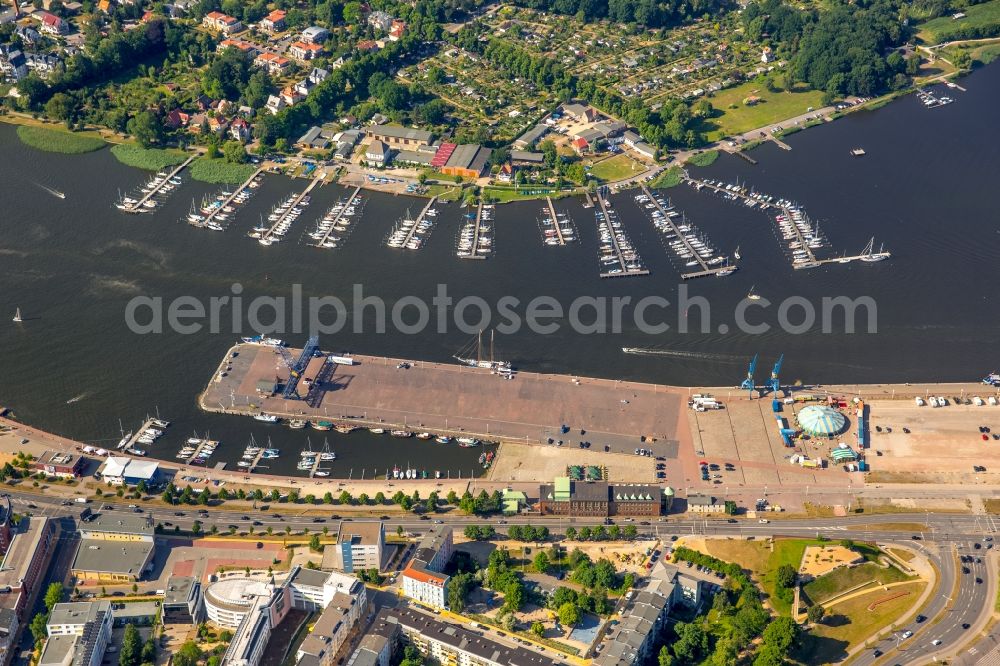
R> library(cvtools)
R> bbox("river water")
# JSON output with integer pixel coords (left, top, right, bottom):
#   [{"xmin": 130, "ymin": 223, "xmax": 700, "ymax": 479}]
[{"xmin": 1, "ymin": 64, "xmax": 998, "ymax": 474}]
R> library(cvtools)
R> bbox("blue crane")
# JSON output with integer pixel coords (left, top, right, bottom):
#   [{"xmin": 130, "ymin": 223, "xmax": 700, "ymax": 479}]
[
  {"xmin": 766, "ymin": 354, "xmax": 784, "ymax": 395},
  {"xmin": 275, "ymin": 336, "xmax": 321, "ymax": 399},
  {"xmin": 740, "ymin": 354, "xmax": 758, "ymax": 397}
]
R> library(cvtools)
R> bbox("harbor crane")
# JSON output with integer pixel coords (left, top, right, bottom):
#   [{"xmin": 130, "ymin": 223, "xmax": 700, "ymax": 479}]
[
  {"xmin": 766, "ymin": 354, "xmax": 784, "ymax": 395},
  {"xmin": 275, "ymin": 336, "xmax": 321, "ymax": 399},
  {"xmin": 740, "ymin": 354, "xmax": 758, "ymax": 398}
]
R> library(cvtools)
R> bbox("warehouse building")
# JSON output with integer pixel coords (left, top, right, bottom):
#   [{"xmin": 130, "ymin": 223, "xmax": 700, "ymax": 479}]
[
  {"xmin": 73, "ymin": 514, "xmax": 155, "ymax": 582},
  {"xmin": 99, "ymin": 457, "xmax": 160, "ymax": 487},
  {"xmin": 438, "ymin": 143, "xmax": 492, "ymax": 179}
]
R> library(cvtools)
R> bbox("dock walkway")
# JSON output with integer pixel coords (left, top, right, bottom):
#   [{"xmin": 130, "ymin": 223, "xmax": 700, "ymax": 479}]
[
  {"xmin": 123, "ymin": 156, "xmax": 195, "ymax": 214},
  {"xmin": 121, "ymin": 418, "xmax": 157, "ymax": 454},
  {"xmin": 460, "ymin": 202, "xmax": 487, "ymax": 260},
  {"xmin": 597, "ymin": 190, "xmax": 648, "ymax": 279},
  {"xmin": 640, "ymin": 185, "xmax": 733, "ymax": 280},
  {"xmin": 395, "ymin": 196, "xmax": 438, "ymax": 250},
  {"xmin": 259, "ymin": 171, "xmax": 325, "ymax": 243},
  {"xmin": 309, "ymin": 186, "xmax": 362, "ymax": 248},
  {"xmin": 544, "ymin": 197, "xmax": 567, "ymax": 245},
  {"xmin": 193, "ymin": 166, "xmax": 264, "ymax": 229}
]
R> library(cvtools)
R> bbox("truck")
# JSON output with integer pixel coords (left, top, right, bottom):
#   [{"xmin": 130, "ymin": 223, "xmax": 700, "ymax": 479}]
[
  {"xmin": 74, "ymin": 497, "xmax": 90, "ymax": 504},
  {"xmin": 329, "ymin": 355, "xmax": 355, "ymax": 366}
]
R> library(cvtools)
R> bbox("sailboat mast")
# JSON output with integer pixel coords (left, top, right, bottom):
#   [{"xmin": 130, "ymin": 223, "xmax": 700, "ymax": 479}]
[
  {"xmin": 490, "ymin": 330, "xmax": 495, "ymax": 366},
  {"xmin": 476, "ymin": 330, "xmax": 482, "ymax": 366}
]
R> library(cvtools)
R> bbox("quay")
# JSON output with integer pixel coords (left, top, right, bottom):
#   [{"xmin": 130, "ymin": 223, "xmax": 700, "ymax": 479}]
[
  {"xmin": 192, "ymin": 166, "xmax": 265, "ymax": 229},
  {"xmin": 258, "ymin": 171, "xmax": 325, "ymax": 243},
  {"xmin": 122, "ymin": 156, "xmax": 195, "ymax": 214},
  {"xmin": 309, "ymin": 186, "xmax": 362, "ymax": 248},
  {"xmin": 544, "ymin": 197, "xmax": 567, "ymax": 245},
  {"xmin": 640, "ymin": 185, "xmax": 733, "ymax": 280},
  {"xmin": 459, "ymin": 202, "xmax": 488, "ymax": 260},
  {"xmin": 596, "ymin": 188, "xmax": 649, "ymax": 279},
  {"xmin": 200, "ymin": 343, "xmax": 688, "ymax": 453}
]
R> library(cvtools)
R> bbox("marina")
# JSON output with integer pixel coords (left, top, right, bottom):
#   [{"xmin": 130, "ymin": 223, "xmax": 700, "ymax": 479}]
[
  {"xmin": 595, "ymin": 187, "xmax": 649, "ymax": 278},
  {"xmin": 457, "ymin": 201, "xmax": 492, "ymax": 259},
  {"xmin": 386, "ymin": 195, "xmax": 439, "ymax": 250},
  {"xmin": 637, "ymin": 184, "xmax": 735, "ymax": 279},
  {"xmin": 307, "ymin": 186, "xmax": 364, "ymax": 249},
  {"xmin": 188, "ymin": 168, "xmax": 265, "ymax": 230},
  {"xmin": 177, "ymin": 433, "xmax": 219, "ymax": 465},
  {"xmin": 917, "ymin": 88, "xmax": 955, "ymax": 109},
  {"xmin": 116, "ymin": 156, "xmax": 195, "ymax": 214},
  {"xmin": 538, "ymin": 197, "xmax": 576, "ymax": 246},
  {"xmin": 249, "ymin": 172, "xmax": 324, "ymax": 246},
  {"xmin": 119, "ymin": 416, "xmax": 170, "ymax": 454}
]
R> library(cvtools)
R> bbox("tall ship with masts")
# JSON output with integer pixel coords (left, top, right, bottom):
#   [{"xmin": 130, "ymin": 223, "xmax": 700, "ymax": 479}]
[{"xmin": 454, "ymin": 330, "xmax": 513, "ymax": 376}]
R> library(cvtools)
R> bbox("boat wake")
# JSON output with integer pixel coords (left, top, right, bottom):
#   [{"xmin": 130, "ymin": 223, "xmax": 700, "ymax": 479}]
[
  {"xmin": 621, "ymin": 347, "xmax": 743, "ymax": 363},
  {"xmin": 34, "ymin": 182, "xmax": 66, "ymax": 199},
  {"xmin": 65, "ymin": 392, "xmax": 89, "ymax": 404}
]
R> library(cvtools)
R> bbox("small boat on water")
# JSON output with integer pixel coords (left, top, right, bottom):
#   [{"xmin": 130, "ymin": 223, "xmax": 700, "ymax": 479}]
[
  {"xmin": 436, "ymin": 436, "xmax": 452, "ymax": 444},
  {"xmin": 312, "ymin": 421, "xmax": 333, "ymax": 431},
  {"xmin": 416, "ymin": 432, "xmax": 433, "ymax": 440},
  {"xmin": 457, "ymin": 437, "xmax": 480, "ymax": 447},
  {"xmin": 12, "ymin": 307, "xmax": 22, "ymax": 323},
  {"xmin": 369, "ymin": 428, "xmax": 385, "ymax": 435},
  {"xmin": 747, "ymin": 285, "xmax": 761, "ymax": 301},
  {"xmin": 288, "ymin": 420, "xmax": 307, "ymax": 429},
  {"xmin": 391, "ymin": 430, "xmax": 413, "ymax": 438},
  {"xmin": 313, "ymin": 471, "xmax": 330, "ymax": 477}
]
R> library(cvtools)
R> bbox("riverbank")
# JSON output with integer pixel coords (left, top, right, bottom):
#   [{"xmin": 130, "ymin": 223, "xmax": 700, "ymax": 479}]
[{"xmin": 16, "ymin": 125, "xmax": 107, "ymax": 154}]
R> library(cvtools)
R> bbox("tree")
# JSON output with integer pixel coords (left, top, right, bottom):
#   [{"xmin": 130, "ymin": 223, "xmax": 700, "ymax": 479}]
[
  {"xmin": 448, "ymin": 572, "xmax": 474, "ymax": 612},
  {"xmin": 623, "ymin": 524, "xmax": 637, "ymax": 540},
  {"xmin": 140, "ymin": 638, "xmax": 156, "ymax": 664},
  {"xmin": 672, "ymin": 622, "xmax": 709, "ymax": 663},
  {"xmin": 504, "ymin": 580, "xmax": 524, "ymax": 611},
  {"xmin": 128, "ymin": 110, "xmax": 163, "ymax": 148},
  {"xmin": 173, "ymin": 641, "xmax": 201, "ymax": 666},
  {"xmin": 531, "ymin": 621, "xmax": 545, "ymax": 637},
  {"xmin": 223, "ymin": 140, "xmax": 247, "ymax": 164},
  {"xmin": 45, "ymin": 92, "xmax": 76, "ymax": 121},
  {"xmin": 339, "ymin": 490, "xmax": 353, "ymax": 505},
  {"xmin": 44, "ymin": 582, "xmax": 63, "ymax": 612},
  {"xmin": 558, "ymin": 602, "xmax": 580, "ymax": 626},
  {"xmin": 807, "ymin": 603, "xmax": 825, "ymax": 624},
  {"xmin": 309, "ymin": 534, "xmax": 322, "ymax": 552},
  {"xmin": 775, "ymin": 564, "xmax": 797, "ymax": 589},
  {"xmin": 30, "ymin": 612, "xmax": 47, "ymax": 644},
  {"xmin": 658, "ymin": 646, "xmax": 674, "ymax": 666},
  {"xmin": 119, "ymin": 624, "xmax": 141, "ymax": 666},
  {"xmin": 565, "ymin": 526, "xmax": 576, "ymax": 540},
  {"xmin": 533, "ymin": 550, "xmax": 550, "ymax": 573},
  {"xmin": 374, "ymin": 491, "xmax": 386, "ymax": 505}
]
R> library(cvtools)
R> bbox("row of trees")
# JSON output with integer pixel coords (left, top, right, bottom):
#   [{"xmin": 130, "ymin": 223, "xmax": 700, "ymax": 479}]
[
  {"xmin": 564, "ymin": 524, "xmax": 638, "ymax": 541},
  {"xmin": 509, "ymin": 0, "xmax": 733, "ymax": 29}
]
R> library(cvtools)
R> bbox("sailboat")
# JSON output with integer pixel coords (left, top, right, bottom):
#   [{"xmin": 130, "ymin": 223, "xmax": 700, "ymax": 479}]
[
  {"xmin": 12, "ymin": 308, "xmax": 22, "ymax": 323},
  {"xmin": 453, "ymin": 329, "xmax": 512, "ymax": 372},
  {"xmin": 320, "ymin": 439, "xmax": 336, "ymax": 461},
  {"xmin": 860, "ymin": 237, "xmax": 890, "ymax": 263},
  {"xmin": 733, "ymin": 245, "xmax": 741, "ymax": 260},
  {"xmin": 747, "ymin": 285, "xmax": 761, "ymax": 301}
]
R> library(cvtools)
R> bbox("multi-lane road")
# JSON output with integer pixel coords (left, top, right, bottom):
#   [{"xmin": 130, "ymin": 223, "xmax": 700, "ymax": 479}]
[{"xmin": 8, "ymin": 489, "xmax": 999, "ymax": 665}]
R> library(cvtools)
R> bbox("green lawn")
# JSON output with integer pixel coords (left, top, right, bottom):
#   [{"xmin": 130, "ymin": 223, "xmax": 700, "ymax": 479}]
[
  {"xmin": 917, "ymin": 0, "xmax": 1000, "ymax": 43},
  {"xmin": 803, "ymin": 562, "xmax": 911, "ymax": 604},
  {"xmin": 588, "ymin": 153, "xmax": 644, "ymax": 182},
  {"xmin": 793, "ymin": 582, "xmax": 926, "ymax": 664},
  {"xmin": 16, "ymin": 126, "xmax": 107, "ymax": 154},
  {"xmin": 686, "ymin": 150, "xmax": 719, "ymax": 168},
  {"xmin": 110, "ymin": 144, "xmax": 188, "ymax": 171},
  {"xmin": 482, "ymin": 186, "xmax": 561, "ymax": 203},
  {"xmin": 649, "ymin": 166, "xmax": 684, "ymax": 189},
  {"xmin": 701, "ymin": 81, "xmax": 826, "ymax": 141}
]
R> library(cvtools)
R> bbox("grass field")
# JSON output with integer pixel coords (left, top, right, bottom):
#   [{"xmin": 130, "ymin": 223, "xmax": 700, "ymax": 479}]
[
  {"xmin": 804, "ymin": 562, "xmax": 911, "ymax": 604},
  {"xmin": 649, "ymin": 166, "xmax": 684, "ymax": 189},
  {"xmin": 588, "ymin": 153, "xmax": 644, "ymax": 182},
  {"xmin": 686, "ymin": 150, "xmax": 719, "ymax": 168},
  {"xmin": 794, "ymin": 582, "xmax": 927, "ymax": 664},
  {"xmin": 482, "ymin": 186, "xmax": 560, "ymax": 203},
  {"xmin": 110, "ymin": 144, "xmax": 188, "ymax": 171},
  {"xmin": 702, "ymin": 81, "xmax": 825, "ymax": 141},
  {"xmin": 190, "ymin": 157, "xmax": 257, "ymax": 184},
  {"xmin": 917, "ymin": 0, "xmax": 1000, "ymax": 43},
  {"xmin": 16, "ymin": 126, "xmax": 107, "ymax": 154}
]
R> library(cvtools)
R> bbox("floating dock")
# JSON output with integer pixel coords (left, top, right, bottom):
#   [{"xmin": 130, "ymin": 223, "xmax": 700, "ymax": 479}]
[
  {"xmin": 640, "ymin": 185, "xmax": 734, "ymax": 279},
  {"xmin": 596, "ymin": 189, "xmax": 648, "ymax": 278},
  {"xmin": 539, "ymin": 197, "xmax": 576, "ymax": 246},
  {"xmin": 308, "ymin": 186, "xmax": 362, "ymax": 248},
  {"xmin": 192, "ymin": 167, "xmax": 264, "ymax": 229},
  {"xmin": 120, "ymin": 156, "xmax": 195, "ymax": 214},
  {"xmin": 387, "ymin": 196, "xmax": 438, "ymax": 250},
  {"xmin": 121, "ymin": 418, "xmax": 158, "ymax": 454},
  {"xmin": 458, "ymin": 202, "xmax": 490, "ymax": 260},
  {"xmin": 256, "ymin": 172, "xmax": 324, "ymax": 244}
]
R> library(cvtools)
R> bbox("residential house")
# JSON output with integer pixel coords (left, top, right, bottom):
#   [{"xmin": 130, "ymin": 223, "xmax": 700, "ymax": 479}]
[
  {"xmin": 389, "ymin": 20, "xmax": 405, "ymax": 41},
  {"xmin": 400, "ymin": 526, "xmax": 452, "ymax": 610},
  {"xmin": 0, "ymin": 48, "xmax": 28, "ymax": 82},
  {"xmin": 265, "ymin": 94, "xmax": 286, "ymax": 114},
  {"xmin": 260, "ymin": 9, "xmax": 286, "ymax": 33},
  {"xmin": 686, "ymin": 494, "xmax": 726, "ymax": 513},
  {"xmin": 364, "ymin": 140, "xmax": 390, "ymax": 167},
  {"xmin": 367, "ymin": 11, "xmax": 393, "ymax": 31},
  {"xmin": 24, "ymin": 52, "xmax": 62, "ymax": 78},
  {"xmin": 16, "ymin": 26, "xmax": 41, "ymax": 45},
  {"xmin": 761, "ymin": 46, "xmax": 774, "ymax": 63},
  {"xmin": 308, "ymin": 67, "xmax": 329, "ymax": 85},
  {"xmin": 280, "ymin": 84, "xmax": 304, "ymax": 106},
  {"xmin": 513, "ymin": 124, "xmax": 548, "ymax": 150},
  {"xmin": 496, "ymin": 163, "xmax": 513, "ymax": 183},
  {"xmin": 561, "ymin": 102, "xmax": 598, "ymax": 123},
  {"xmin": 364, "ymin": 125, "xmax": 433, "ymax": 148},
  {"xmin": 36, "ymin": 11, "xmax": 69, "ymax": 35},
  {"xmin": 255, "ymin": 52, "xmax": 291, "ymax": 75},
  {"xmin": 294, "ymin": 78, "xmax": 314, "ymax": 97},
  {"xmin": 96, "ymin": 0, "xmax": 113, "ymax": 13},
  {"xmin": 356, "ymin": 40, "xmax": 379, "ymax": 52},
  {"xmin": 164, "ymin": 109, "xmax": 189, "ymax": 129},
  {"xmin": 202, "ymin": 11, "xmax": 242, "ymax": 35},
  {"xmin": 289, "ymin": 41, "xmax": 324, "ymax": 62},
  {"xmin": 230, "ymin": 117, "xmax": 252, "ymax": 142},
  {"xmin": 218, "ymin": 38, "xmax": 258, "ymax": 55},
  {"xmin": 322, "ymin": 522, "xmax": 384, "ymax": 573},
  {"xmin": 510, "ymin": 150, "xmax": 544, "ymax": 166},
  {"xmin": 296, "ymin": 126, "xmax": 334, "ymax": 151},
  {"xmin": 301, "ymin": 26, "xmax": 329, "ymax": 44}
]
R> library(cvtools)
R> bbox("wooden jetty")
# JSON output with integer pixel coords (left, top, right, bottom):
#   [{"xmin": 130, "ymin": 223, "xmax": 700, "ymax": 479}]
[
  {"xmin": 596, "ymin": 189, "xmax": 649, "ymax": 279},
  {"xmin": 193, "ymin": 166, "xmax": 264, "ymax": 229},
  {"xmin": 582, "ymin": 191, "xmax": 595, "ymax": 208},
  {"xmin": 309, "ymin": 186, "xmax": 362, "ymax": 248},
  {"xmin": 640, "ymin": 185, "xmax": 733, "ymax": 280},
  {"xmin": 122, "ymin": 156, "xmax": 195, "ymax": 213},
  {"xmin": 544, "ymin": 197, "xmax": 567, "ymax": 245},
  {"xmin": 184, "ymin": 437, "xmax": 217, "ymax": 465},
  {"xmin": 396, "ymin": 195, "xmax": 438, "ymax": 250},
  {"xmin": 259, "ymin": 171, "xmax": 324, "ymax": 243},
  {"xmin": 459, "ymin": 201, "xmax": 488, "ymax": 260},
  {"xmin": 121, "ymin": 418, "xmax": 157, "ymax": 454}
]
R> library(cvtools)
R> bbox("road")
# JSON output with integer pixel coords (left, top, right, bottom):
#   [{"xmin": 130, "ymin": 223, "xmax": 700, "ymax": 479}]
[{"xmin": 8, "ymin": 489, "xmax": 1000, "ymax": 664}]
